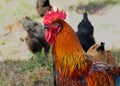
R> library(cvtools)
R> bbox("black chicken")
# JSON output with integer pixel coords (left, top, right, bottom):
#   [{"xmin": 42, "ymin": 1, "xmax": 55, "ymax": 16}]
[
  {"xmin": 76, "ymin": 12, "xmax": 96, "ymax": 52},
  {"xmin": 96, "ymin": 42, "xmax": 105, "ymax": 53}
]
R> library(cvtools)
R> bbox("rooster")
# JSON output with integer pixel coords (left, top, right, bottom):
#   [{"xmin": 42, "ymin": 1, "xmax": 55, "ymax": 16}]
[
  {"xmin": 76, "ymin": 12, "xmax": 96, "ymax": 52},
  {"xmin": 43, "ymin": 8, "xmax": 120, "ymax": 86},
  {"xmin": 87, "ymin": 42, "xmax": 116, "ymax": 65}
]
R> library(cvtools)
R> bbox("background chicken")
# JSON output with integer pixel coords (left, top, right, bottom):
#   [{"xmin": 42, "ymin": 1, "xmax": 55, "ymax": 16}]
[
  {"xmin": 19, "ymin": 16, "xmax": 50, "ymax": 55},
  {"xmin": 76, "ymin": 12, "xmax": 96, "ymax": 52},
  {"xmin": 43, "ymin": 8, "xmax": 120, "ymax": 86},
  {"xmin": 96, "ymin": 42, "xmax": 105, "ymax": 52},
  {"xmin": 36, "ymin": 0, "xmax": 52, "ymax": 17},
  {"xmin": 87, "ymin": 42, "xmax": 116, "ymax": 65}
]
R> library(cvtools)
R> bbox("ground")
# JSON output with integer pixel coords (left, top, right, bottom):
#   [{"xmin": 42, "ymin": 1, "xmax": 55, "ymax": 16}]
[{"xmin": 0, "ymin": 0, "xmax": 120, "ymax": 85}]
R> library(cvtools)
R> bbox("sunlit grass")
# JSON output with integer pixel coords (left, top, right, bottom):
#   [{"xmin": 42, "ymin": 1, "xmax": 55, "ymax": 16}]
[
  {"xmin": 111, "ymin": 48, "xmax": 120, "ymax": 65},
  {"xmin": 0, "ymin": 0, "xmax": 37, "ymax": 28},
  {"xmin": 76, "ymin": 0, "xmax": 120, "ymax": 14},
  {"xmin": 0, "ymin": 52, "xmax": 53, "ymax": 86},
  {"xmin": 101, "ymin": 23, "xmax": 113, "ymax": 30}
]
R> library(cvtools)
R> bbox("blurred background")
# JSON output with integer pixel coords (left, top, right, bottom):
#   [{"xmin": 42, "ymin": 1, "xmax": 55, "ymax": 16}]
[{"xmin": 0, "ymin": 0, "xmax": 120, "ymax": 85}]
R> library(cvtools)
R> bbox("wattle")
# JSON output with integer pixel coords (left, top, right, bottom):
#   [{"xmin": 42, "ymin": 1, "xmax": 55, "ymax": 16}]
[{"xmin": 45, "ymin": 29, "xmax": 56, "ymax": 44}]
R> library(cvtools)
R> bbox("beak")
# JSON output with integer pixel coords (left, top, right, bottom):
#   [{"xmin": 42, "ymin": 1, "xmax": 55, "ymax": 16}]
[{"xmin": 43, "ymin": 25, "xmax": 48, "ymax": 30}]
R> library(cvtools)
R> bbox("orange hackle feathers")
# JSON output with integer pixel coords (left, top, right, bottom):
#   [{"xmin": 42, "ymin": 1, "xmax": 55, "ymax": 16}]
[{"xmin": 51, "ymin": 19, "xmax": 92, "ymax": 85}]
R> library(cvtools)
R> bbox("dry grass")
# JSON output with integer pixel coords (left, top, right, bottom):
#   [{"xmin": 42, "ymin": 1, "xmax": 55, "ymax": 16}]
[{"xmin": 0, "ymin": 52, "xmax": 54, "ymax": 86}]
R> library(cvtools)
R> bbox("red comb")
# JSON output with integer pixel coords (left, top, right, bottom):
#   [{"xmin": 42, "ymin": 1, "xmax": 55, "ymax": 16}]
[{"xmin": 43, "ymin": 8, "xmax": 66, "ymax": 25}]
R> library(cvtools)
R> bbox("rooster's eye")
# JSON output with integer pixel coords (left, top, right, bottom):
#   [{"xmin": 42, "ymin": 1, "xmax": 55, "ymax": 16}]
[
  {"xmin": 57, "ymin": 23, "xmax": 62, "ymax": 28},
  {"xmin": 52, "ymin": 22, "xmax": 62, "ymax": 28}
]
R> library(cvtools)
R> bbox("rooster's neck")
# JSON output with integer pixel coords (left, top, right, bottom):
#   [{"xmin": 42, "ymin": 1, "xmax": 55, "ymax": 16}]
[
  {"xmin": 53, "ymin": 21, "xmax": 91, "ymax": 78},
  {"xmin": 54, "ymin": 21, "xmax": 84, "ymax": 55}
]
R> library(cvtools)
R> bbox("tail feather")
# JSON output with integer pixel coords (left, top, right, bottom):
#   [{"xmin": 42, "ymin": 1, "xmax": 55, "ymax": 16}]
[
  {"xmin": 115, "ymin": 76, "xmax": 120, "ymax": 86},
  {"xmin": 108, "ymin": 67, "xmax": 120, "ymax": 76},
  {"xmin": 107, "ymin": 66, "xmax": 120, "ymax": 86}
]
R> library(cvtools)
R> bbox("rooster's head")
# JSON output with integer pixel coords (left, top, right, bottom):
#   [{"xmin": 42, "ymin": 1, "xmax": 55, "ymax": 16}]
[{"xmin": 43, "ymin": 8, "xmax": 66, "ymax": 44}]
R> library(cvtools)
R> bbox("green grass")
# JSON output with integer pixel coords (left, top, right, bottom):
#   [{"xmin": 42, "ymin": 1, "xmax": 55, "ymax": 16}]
[
  {"xmin": 111, "ymin": 48, "xmax": 120, "ymax": 65},
  {"xmin": 76, "ymin": 0, "xmax": 120, "ymax": 14},
  {"xmin": 101, "ymin": 23, "xmax": 113, "ymax": 30},
  {"xmin": 0, "ymin": 52, "xmax": 54, "ymax": 86},
  {"xmin": 0, "ymin": 0, "xmax": 38, "ymax": 28},
  {"xmin": 82, "ymin": 0, "xmax": 119, "ymax": 6},
  {"xmin": 0, "ymin": 38, "xmax": 7, "ymax": 46}
]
